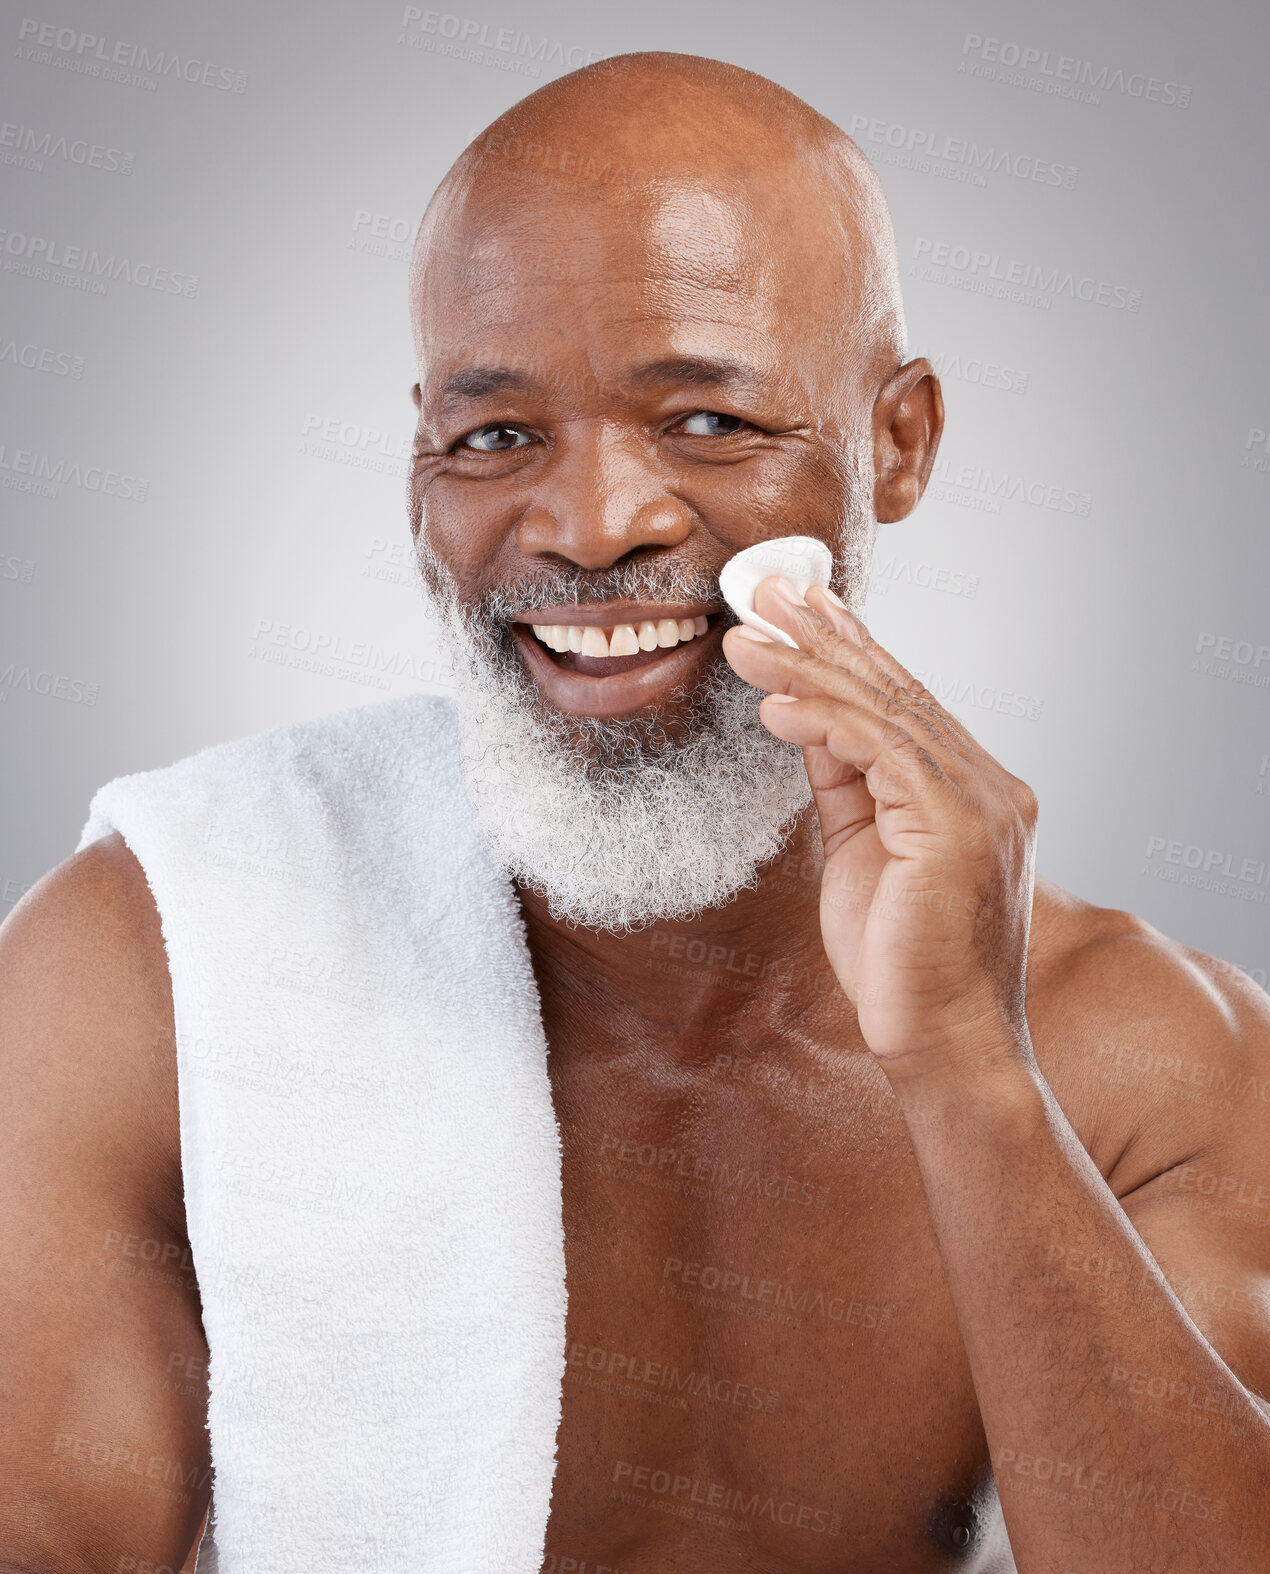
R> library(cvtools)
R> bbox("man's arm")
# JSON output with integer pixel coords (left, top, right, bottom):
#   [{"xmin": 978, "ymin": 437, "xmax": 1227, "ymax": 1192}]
[
  {"xmin": 889, "ymin": 925, "xmax": 1270, "ymax": 1573},
  {"xmin": 0, "ymin": 835, "xmax": 211, "ymax": 1574},
  {"xmin": 722, "ymin": 580, "xmax": 1270, "ymax": 1572}
]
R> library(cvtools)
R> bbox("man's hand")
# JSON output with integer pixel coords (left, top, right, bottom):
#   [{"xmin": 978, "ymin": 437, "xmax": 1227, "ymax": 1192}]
[{"xmin": 722, "ymin": 575, "xmax": 1039, "ymax": 1074}]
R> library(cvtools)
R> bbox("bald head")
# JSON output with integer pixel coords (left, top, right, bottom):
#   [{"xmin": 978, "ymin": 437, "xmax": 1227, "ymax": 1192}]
[{"xmin": 411, "ymin": 52, "xmax": 907, "ymax": 387}]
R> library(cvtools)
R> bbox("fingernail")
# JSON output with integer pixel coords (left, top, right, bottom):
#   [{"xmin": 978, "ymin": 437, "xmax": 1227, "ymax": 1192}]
[
  {"xmin": 770, "ymin": 576, "xmax": 804, "ymax": 606},
  {"xmin": 820, "ymin": 586, "xmax": 847, "ymax": 610},
  {"xmin": 764, "ymin": 692, "xmax": 798, "ymax": 704},
  {"xmin": 729, "ymin": 624, "xmax": 775, "ymax": 644}
]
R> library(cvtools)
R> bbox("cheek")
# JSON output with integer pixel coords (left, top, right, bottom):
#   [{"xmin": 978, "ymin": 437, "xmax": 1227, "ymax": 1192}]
[
  {"xmin": 678, "ymin": 445, "xmax": 854, "ymax": 554},
  {"xmin": 415, "ymin": 471, "xmax": 523, "ymax": 590}
]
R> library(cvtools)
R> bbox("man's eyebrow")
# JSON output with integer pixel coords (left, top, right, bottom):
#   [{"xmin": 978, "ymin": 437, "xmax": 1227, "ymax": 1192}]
[
  {"xmin": 435, "ymin": 366, "xmax": 538, "ymax": 409},
  {"xmin": 430, "ymin": 355, "xmax": 766, "ymax": 412},
  {"xmin": 624, "ymin": 356, "xmax": 765, "ymax": 393}
]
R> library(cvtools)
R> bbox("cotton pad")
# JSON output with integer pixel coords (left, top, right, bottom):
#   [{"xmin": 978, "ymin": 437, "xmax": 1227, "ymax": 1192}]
[{"xmin": 719, "ymin": 535, "xmax": 834, "ymax": 648}]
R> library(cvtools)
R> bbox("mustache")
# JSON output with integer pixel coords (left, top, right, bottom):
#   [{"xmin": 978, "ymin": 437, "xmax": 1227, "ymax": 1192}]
[
  {"xmin": 474, "ymin": 559, "xmax": 724, "ymax": 623},
  {"xmin": 414, "ymin": 535, "xmax": 721, "ymax": 624}
]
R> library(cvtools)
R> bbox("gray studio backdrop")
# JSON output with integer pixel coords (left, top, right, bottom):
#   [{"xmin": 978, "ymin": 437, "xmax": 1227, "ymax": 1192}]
[{"xmin": 2, "ymin": 0, "xmax": 1267, "ymax": 980}]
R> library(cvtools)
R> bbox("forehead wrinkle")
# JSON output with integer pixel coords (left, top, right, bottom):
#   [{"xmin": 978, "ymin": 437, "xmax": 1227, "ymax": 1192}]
[
  {"xmin": 417, "ymin": 202, "xmax": 854, "ymax": 407},
  {"xmin": 422, "ymin": 275, "xmax": 810, "ymax": 398},
  {"xmin": 425, "ymin": 268, "xmax": 768, "ymax": 367},
  {"xmin": 427, "ymin": 202, "xmax": 759, "ymax": 302}
]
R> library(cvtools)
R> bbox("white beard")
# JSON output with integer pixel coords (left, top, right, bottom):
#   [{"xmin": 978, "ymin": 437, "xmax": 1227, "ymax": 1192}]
[{"xmin": 415, "ymin": 545, "xmax": 816, "ymax": 933}]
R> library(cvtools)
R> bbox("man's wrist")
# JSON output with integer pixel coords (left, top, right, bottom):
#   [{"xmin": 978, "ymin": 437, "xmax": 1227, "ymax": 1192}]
[{"xmin": 878, "ymin": 1023, "xmax": 1047, "ymax": 1136}]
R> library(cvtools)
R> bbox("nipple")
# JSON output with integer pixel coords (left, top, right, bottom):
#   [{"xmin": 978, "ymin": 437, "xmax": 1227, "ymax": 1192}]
[{"xmin": 719, "ymin": 535, "xmax": 833, "ymax": 649}]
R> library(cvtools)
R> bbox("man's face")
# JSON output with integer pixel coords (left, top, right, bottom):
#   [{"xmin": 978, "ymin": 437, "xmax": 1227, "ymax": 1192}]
[{"xmin": 406, "ymin": 166, "xmax": 877, "ymax": 930}]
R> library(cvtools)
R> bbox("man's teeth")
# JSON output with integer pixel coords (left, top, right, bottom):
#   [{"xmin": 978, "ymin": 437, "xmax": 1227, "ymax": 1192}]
[{"xmin": 531, "ymin": 614, "xmax": 710, "ymax": 658}]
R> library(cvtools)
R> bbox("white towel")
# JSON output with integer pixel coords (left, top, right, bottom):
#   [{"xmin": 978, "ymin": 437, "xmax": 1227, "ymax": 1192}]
[{"xmin": 75, "ymin": 693, "xmax": 567, "ymax": 1573}]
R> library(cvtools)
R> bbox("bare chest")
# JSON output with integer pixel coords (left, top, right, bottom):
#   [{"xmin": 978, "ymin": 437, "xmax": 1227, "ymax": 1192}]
[{"xmin": 541, "ymin": 1032, "xmax": 1014, "ymax": 1574}]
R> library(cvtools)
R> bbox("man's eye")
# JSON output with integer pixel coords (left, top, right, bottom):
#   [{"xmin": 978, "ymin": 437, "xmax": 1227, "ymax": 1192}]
[
  {"xmin": 676, "ymin": 410, "xmax": 747, "ymax": 437},
  {"xmin": 460, "ymin": 424, "xmax": 532, "ymax": 452}
]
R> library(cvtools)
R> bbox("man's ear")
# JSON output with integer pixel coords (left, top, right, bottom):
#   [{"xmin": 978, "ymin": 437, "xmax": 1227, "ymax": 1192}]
[
  {"xmin": 410, "ymin": 381, "xmax": 422, "ymax": 411},
  {"xmin": 872, "ymin": 358, "xmax": 944, "ymax": 524}
]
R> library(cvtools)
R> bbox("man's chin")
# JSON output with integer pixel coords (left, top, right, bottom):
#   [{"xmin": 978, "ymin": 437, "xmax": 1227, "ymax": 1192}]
[
  {"xmin": 446, "ymin": 639, "xmax": 812, "ymax": 933},
  {"xmin": 521, "ymin": 669, "xmax": 732, "ymax": 780}
]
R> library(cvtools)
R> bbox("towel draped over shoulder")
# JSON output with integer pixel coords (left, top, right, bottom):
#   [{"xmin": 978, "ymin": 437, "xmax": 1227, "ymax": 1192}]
[{"xmin": 77, "ymin": 693, "xmax": 567, "ymax": 1574}]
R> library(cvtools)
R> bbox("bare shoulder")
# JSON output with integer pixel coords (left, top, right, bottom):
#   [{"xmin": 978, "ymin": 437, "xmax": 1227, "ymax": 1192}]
[
  {"xmin": 0, "ymin": 830, "xmax": 182, "ymax": 1228},
  {"xmin": 1026, "ymin": 885, "xmax": 1270, "ymax": 1403},
  {"xmin": 1024, "ymin": 876, "xmax": 1270, "ymax": 1190},
  {"xmin": 0, "ymin": 838, "xmax": 211, "ymax": 1565}
]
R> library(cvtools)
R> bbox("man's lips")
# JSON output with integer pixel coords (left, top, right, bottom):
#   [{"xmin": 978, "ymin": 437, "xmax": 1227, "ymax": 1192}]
[{"xmin": 509, "ymin": 600, "xmax": 728, "ymax": 718}]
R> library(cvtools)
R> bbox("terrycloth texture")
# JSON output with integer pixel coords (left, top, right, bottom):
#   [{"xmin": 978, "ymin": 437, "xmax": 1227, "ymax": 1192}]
[{"xmin": 75, "ymin": 693, "xmax": 567, "ymax": 1573}]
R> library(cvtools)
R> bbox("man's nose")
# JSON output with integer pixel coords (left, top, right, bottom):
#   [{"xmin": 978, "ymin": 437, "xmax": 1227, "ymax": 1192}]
[{"xmin": 514, "ymin": 422, "xmax": 694, "ymax": 568}]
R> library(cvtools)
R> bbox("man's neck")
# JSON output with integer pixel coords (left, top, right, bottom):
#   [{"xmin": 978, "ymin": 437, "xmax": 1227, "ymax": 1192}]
[{"xmin": 516, "ymin": 807, "xmax": 850, "ymax": 1056}]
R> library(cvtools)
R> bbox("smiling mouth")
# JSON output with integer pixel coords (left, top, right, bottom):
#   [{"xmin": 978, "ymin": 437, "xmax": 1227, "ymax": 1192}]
[{"xmin": 527, "ymin": 613, "xmax": 717, "ymax": 676}]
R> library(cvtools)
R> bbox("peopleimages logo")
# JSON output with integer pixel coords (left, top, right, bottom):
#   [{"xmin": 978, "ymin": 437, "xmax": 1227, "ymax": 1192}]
[
  {"xmin": 929, "ymin": 454, "xmax": 1092, "ymax": 516},
  {"xmin": 299, "ymin": 413, "xmax": 412, "ymax": 479},
  {"xmin": 348, "ymin": 209, "xmax": 415, "ymax": 264},
  {"xmin": 16, "ymin": 17, "xmax": 248, "ymax": 92},
  {"xmin": 0, "ymin": 121, "xmax": 134, "ymax": 175},
  {"xmin": 911, "ymin": 237, "xmax": 1142, "ymax": 313},
  {"xmin": 0, "ymin": 663, "xmax": 99, "ymax": 705},
  {"xmin": 869, "ymin": 554, "xmax": 981, "ymax": 599},
  {"xmin": 847, "ymin": 115, "xmax": 1077, "ymax": 190},
  {"xmin": 1244, "ymin": 427, "xmax": 1270, "ymax": 474},
  {"xmin": 0, "ymin": 336, "xmax": 84, "ymax": 378},
  {"xmin": 398, "ymin": 8, "xmax": 601, "ymax": 72},
  {"xmin": 0, "ymin": 443, "xmax": 148, "ymax": 501},
  {"xmin": 959, "ymin": 33, "xmax": 1192, "ymax": 108},
  {"xmin": 1142, "ymin": 834, "xmax": 1270, "ymax": 905},
  {"xmin": 1191, "ymin": 631, "xmax": 1270, "ymax": 689},
  {"xmin": 0, "ymin": 228, "xmax": 199, "ymax": 297},
  {"xmin": 929, "ymin": 351, "xmax": 1028, "ymax": 396},
  {"xmin": 912, "ymin": 668, "xmax": 1043, "ymax": 722}
]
